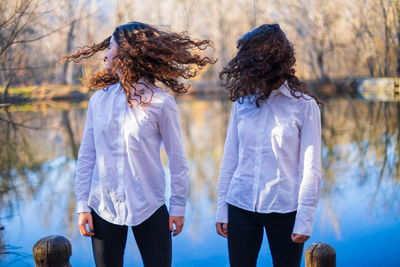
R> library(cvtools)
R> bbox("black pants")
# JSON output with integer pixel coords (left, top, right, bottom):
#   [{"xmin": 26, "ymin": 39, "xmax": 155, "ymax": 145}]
[
  {"xmin": 228, "ymin": 204, "xmax": 304, "ymax": 267},
  {"xmin": 91, "ymin": 205, "xmax": 171, "ymax": 267}
]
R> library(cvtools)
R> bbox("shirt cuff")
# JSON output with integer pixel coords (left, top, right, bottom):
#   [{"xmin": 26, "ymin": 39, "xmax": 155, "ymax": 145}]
[
  {"xmin": 76, "ymin": 200, "xmax": 92, "ymax": 213},
  {"xmin": 169, "ymin": 204, "xmax": 186, "ymax": 217},
  {"xmin": 216, "ymin": 202, "xmax": 228, "ymax": 223},
  {"xmin": 293, "ymin": 204, "xmax": 317, "ymax": 236}
]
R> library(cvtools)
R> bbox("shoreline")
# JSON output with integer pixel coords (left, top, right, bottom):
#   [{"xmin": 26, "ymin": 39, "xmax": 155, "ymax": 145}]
[{"xmin": 1, "ymin": 77, "xmax": 399, "ymax": 105}]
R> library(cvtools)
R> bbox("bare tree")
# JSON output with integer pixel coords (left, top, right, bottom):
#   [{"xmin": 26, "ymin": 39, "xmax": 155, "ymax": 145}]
[
  {"xmin": 242, "ymin": 0, "xmax": 266, "ymax": 29},
  {"xmin": 2, "ymin": 0, "xmax": 400, "ymax": 93},
  {"xmin": 380, "ymin": 0, "xmax": 391, "ymax": 76},
  {"xmin": 0, "ymin": 0, "xmax": 95, "ymax": 100},
  {"xmin": 0, "ymin": 0, "xmax": 44, "ymax": 100},
  {"xmin": 61, "ymin": 1, "xmax": 77, "ymax": 85},
  {"xmin": 392, "ymin": 0, "xmax": 400, "ymax": 76},
  {"xmin": 282, "ymin": 0, "xmax": 344, "ymax": 82}
]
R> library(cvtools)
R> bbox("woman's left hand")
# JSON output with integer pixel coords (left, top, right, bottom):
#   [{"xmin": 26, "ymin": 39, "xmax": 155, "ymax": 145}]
[
  {"xmin": 291, "ymin": 233, "xmax": 310, "ymax": 243},
  {"xmin": 169, "ymin": 216, "xmax": 184, "ymax": 236}
]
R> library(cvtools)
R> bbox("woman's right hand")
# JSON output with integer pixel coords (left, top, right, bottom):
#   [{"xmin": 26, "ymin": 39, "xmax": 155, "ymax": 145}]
[
  {"xmin": 216, "ymin": 222, "xmax": 228, "ymax": 238},
  {"xmin": 78, "ymin": 212, "xmax": 94, "ymax": 237}
]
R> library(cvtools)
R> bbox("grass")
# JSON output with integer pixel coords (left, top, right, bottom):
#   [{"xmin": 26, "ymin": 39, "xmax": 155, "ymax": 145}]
[
  {"xmin": 7, "ymin": 86, "xmax": 39, "ymax": 98},
  {"xmin": 0, "ymin": 84, "xmax": 91, "ymax": 102},
  {"xmin": 0, "ymin": 100, "xmax": 89, "ymax": 113}
]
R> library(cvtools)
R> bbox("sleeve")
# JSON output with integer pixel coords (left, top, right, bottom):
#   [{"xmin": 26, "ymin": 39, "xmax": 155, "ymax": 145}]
[
  {"xmin": 293, "ymin": 99, "xmax": 322, "ymax": 236},
  {"xmin": 75, "ymin": 97, "xmax": 96, "ymax": 213},
  {"xmin": 158, "ymin": 95, "xmax": 189, "ymax": 217},
  {"xmin": 215, "ymin": 102, "xmax": 239, "ymax": 223}
]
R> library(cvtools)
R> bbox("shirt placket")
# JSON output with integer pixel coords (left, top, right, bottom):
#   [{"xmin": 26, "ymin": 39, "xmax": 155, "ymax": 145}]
[
  {"xmin": 116, "ymin": 96, "xmax": 126, "ymax": 202},
  {"xmin": 252, "ymin": 102, "xmax": 269, "ymax": 212}
]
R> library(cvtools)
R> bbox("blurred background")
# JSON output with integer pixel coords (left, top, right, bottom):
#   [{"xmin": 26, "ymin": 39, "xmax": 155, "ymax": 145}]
[
  {"xmin": 0, "ymin": 0, "xmax": 399, "ymax": 266},
  {"xmin": 1, "ymin": 0, "xmax": 400, "ymax": 91}
]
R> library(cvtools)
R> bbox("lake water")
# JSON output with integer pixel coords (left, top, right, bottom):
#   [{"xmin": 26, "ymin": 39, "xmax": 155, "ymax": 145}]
[{"xmin": 0, "ymin": 95, "xmax": 399, "ymax": 266}]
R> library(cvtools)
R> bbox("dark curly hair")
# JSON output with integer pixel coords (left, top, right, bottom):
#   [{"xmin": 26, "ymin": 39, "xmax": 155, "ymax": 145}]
[
  {"xmin": 220, "ymin": 24, "xmax": 320, "ymax": 107},
  {"xmin": 61, "ymin": 22, "xmax": 216, "ymax": 106}
]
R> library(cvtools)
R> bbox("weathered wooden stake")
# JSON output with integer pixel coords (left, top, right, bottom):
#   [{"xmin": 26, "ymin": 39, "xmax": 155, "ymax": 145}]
[
  {"xmin": 305, "ymin": 242, "xmax": 336, "ymax": 267},
  {"xmin": 33, "ymin": 235, "xmax": 72, "ymax": 267}
]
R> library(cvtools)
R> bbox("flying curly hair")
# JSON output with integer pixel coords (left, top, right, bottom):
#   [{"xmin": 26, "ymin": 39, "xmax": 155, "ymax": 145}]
[
  {"xmin": 61, "ymin": 22, "xmax": 216, "ymax": 106},
  {"xmin": 220, "ymin": 24, "xmax": 320, "ymax": 107}
]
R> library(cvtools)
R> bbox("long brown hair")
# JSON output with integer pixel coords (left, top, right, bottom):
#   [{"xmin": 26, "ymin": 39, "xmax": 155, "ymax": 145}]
[
  {"xmin": 61, "ymin": 22, "xmax": 216, "ymax": 106},
  {"xmin": 220, "ymin": 24, "xmax": 320, "ymax": 107}
]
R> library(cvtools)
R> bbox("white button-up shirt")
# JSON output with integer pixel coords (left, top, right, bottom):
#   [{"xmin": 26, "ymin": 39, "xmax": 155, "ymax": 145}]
[
  {"xmin": 75, "ymin": 82, "xmax": 189, "ymax": 226},
  {"xmin": 216, "ymin": 83, "xmax": 322, "ymax": 236}
]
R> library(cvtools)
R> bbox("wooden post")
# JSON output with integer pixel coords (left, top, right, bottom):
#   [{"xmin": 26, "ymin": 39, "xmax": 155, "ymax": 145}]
[
  {"xmin": 305, "ymin": 242, "xmax": 336, "ymax": 267},
  {"xmin": 33, "ymin": 235, "xmax": 72, "ymax": 267},
  {"xmin": 394, "ymin": 79, "xmax": 399, "ymax": 97}
]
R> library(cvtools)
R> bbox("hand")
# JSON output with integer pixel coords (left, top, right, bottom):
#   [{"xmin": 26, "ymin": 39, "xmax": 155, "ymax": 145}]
[
  {"xmin": 216, "ymin": 222, "xmax": 228, "ymax": 238},
  {"xmin": 169, "ymin": 216, "xmax": 184, "ymax": 236},
  {"xmin": 291, "ymin": 233, "xmax": 309, "ymax": 243},
  {"xmin": 78, "ymin": 212, "xmax": 94, "ymax": 237}
]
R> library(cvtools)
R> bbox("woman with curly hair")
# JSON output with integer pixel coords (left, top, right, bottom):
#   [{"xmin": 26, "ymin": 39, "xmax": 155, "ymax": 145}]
[
  {"xmin": 216, "ymin": 24, "xmax": 322, "ymax": 267},
  {"xmin": 62, "ymin": 21, "xmax": 214, "ymax": 267}
]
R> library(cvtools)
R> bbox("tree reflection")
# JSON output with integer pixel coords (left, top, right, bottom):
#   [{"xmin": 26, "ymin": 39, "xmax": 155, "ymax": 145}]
[
  {"xmin": 0, "ymin": 103, "xmax": 86, "ymax": 244},
  {"xmin": 0, "ymin": 108, "xmax": 47, "ymax": 217},
  {"xmin": 320, "ymin": 97, "xmax": 399, "ymax": 237}
]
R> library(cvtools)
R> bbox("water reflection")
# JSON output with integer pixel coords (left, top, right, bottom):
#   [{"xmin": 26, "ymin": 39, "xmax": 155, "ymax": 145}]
[
  {"xmin": 0, "ymin": 104, "xmax": 88, "ymax": 233},
  {"xmin": 320, "ymin": 98, "xmax": 400, "ymax": 240},
  {"xmin": 0, "ymin": 96, "xmax": 399, "ymax": 266}
]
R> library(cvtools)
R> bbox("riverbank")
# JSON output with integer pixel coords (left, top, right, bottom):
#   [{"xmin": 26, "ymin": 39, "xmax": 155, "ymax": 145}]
[
  {"xmin": 0, "ymin": 84, "xmax": 89, "ymax": 104},
  {"xmin": 0, "ymin": 81, "xmax": 340, "ymax": 104},
  {"xmin": 1, "ymin": 77, "xmax": 399, "ymax": 104}
]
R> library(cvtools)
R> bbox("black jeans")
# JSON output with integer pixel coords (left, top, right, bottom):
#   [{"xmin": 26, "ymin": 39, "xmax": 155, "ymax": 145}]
[
  {"xmin": 91, "ymin": 205, "xmax": 171, "ymax": 267},
  {"xmin": 228, "ymin": 204, "xmax": 304, "ymax": 267}
]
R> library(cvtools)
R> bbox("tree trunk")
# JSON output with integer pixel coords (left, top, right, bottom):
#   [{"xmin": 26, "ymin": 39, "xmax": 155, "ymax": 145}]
[
  {"xmin": 396, "ymin": 24, "xmax": 400, "ymax": 76},
  {"xmin": 366, "ymin": 56, "xmax": 376, "ymax": 77},
  {"xmin": 62, "ymin": 110, "xmax": 78, "ymax": 159},
  {"xmin": 61, "ymin": 20, "xmax": 75, "ymax": 85},
  {"xmin": 317, "ymin": 50, "xmax": 328, "ymax": 82},
  {"xmin": 380, "ymin": 0, "xmax": 390, "ymax": 76},
  {"xmin": 2, "ymin": 79, "xmax": 12, "ymax": 102}
]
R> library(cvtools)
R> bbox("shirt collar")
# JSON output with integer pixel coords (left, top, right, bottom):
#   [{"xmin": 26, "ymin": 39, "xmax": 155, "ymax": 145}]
[{"xmin": 270, "ymin": 81, "xmax": 294, "ymax": 98}]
